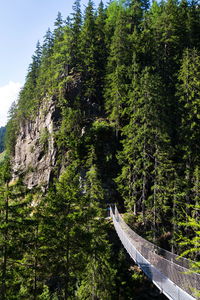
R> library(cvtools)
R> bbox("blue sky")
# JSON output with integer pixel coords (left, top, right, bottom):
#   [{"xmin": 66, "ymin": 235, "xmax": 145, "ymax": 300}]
[{"xmin": 0, "ymin": 0, "xmax": 104, "ymax": 126}]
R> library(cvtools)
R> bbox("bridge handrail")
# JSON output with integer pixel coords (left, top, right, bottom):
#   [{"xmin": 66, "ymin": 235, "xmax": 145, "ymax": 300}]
[
  {"xmin": 111, "ymin": 206, "xmax": 200, "ymax": 299},
  {"xmin": 114, "ymin": 206, "xmax": 195, "ymax": 270}
]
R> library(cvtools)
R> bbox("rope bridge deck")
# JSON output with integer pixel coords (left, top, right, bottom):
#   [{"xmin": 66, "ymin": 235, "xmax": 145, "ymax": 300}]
[{"xmin": 110, "ymin": 206, "xmax": 200, "ymax": 300}]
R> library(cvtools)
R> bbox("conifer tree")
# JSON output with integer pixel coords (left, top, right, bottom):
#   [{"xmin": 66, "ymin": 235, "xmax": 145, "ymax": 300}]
[
  {"xmin": 17, "ymin": 42, "xmax": 42, "ymax": 119},
  {"xmin": 95, "ymin": 0, "xmax": 107, "ymax": 111},
  {"xmin": 76, "ymin": 148, "xmax": 116, "ymax": 300},
  {"xmin": 178, "ymin": 48, "xmax": 200, "ymax": 167},
  {"xmin": 176, "ymin": 48, "xmax": 200, "ymax": 230},
  {"xmin": 37, "ymin": 29, "xmax": 54, "ymax": 97},
  {"xmin": 0, "ymin": 127, "xmax": 6, "ymax": 153},
  {"xmin": 186, "ymin": 0, "xmax": 200, "ymax": 48},
  {"xmin": 2, "ymin": 0, "xmax": 200, "ymax": 297},
  {"xmin": 70, "ymin": 0, "xmax": 82, "ymax": 69},
  {"xmin": 37, "ymin": 162, "xmax": 90, "ymax": 299},
  {"xmin": 49, "ymin": 13, "xmax": 72, "ymax": 98},
  {"xmin": 0, "ymin": 160, "xmax": 35, "ymax": 299},
  {"xmin": 105, "ymin": 8, "xmax": 131, "ymax": 134},
  {"xmin": 117, "ymin": 67, "xmax": 174, "ymax": 232},
  {"xmin": 79, "ymin": 0, "xmax": 105, "ymax": 115},
  {"xmin": 42, "ymin": 28, "xmax": 54, "ymax": 58},
  {"xmin": 54, "ymin": 12, "xmax": 64, "ymax": 40}
]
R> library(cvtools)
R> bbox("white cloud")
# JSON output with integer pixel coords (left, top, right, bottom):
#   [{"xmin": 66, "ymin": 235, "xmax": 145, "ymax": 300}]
[{"xmin": 0, "ymin": 81, "xmax": 22, "ymax": 127}]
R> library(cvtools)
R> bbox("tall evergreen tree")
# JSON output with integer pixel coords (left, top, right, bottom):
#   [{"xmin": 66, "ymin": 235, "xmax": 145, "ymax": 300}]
[
  {"xmin": 70, "ymin": 0, "xmax": 82, "ymax": 69},
  {"xmin": 79, "ymin": 0, "xmax": 103, "ymax": 115},
  {"xmin": 176, "ymin": 48, "xmax": 200, "ymax": 227},
  {"xmin": 117, "ymin": 67, "xmax": 174, "ymax": 236},
  {"xmin": 36, "ymin": 28, "xmax": 54, "ymax": 97},
  {"xmin": 105, "ymin": 8, "xmax": 131, "ymax": 134},
  {"xmin": 17, "ymin": 42, "xmax": 42, "ymax": 119},
  {"xmin": 0, "ymin": 128, "xmax": 6, "ymax": 153}
]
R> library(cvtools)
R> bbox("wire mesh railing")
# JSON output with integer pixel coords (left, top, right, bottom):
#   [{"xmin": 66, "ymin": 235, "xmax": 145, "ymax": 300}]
[{"xmin": 111, "ymin": 206, "xmax": 200, "ymax": 300}]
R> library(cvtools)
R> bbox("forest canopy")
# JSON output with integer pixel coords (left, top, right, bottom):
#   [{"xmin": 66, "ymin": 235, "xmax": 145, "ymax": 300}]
[
  {"xmin": 0, "ymin": 127, "xmax": 6, "ymax": 153},
  {"xmin": 1, "ymin": 0, "xmax": 200, "ymax": 299}
]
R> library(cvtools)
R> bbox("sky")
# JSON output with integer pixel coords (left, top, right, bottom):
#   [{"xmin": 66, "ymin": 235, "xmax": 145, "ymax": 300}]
[{"xmin": 0, "ymin": 0, "xmax": 104, "ymax": 127}]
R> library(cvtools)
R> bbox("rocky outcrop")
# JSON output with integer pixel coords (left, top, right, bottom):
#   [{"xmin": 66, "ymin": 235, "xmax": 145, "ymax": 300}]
[{"xmin": 12, "ymin": 97, "xmax": 59, "ymax": 189}]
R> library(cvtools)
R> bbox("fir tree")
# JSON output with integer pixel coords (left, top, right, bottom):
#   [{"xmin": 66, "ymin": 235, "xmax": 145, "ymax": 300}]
[
  {"xmin": 105, "ymin": 8, "xmax": 131, "ymax": 134},
  {"xmin": 79, "ymin": 0, "xmax": 100, "ymax": 115},
  {"xmin": 70, "ymin": 0, "xmax": 82, "ymax": 69}
]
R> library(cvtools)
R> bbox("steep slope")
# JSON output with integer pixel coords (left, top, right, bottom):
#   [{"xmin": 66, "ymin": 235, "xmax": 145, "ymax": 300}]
[
  {"xmin": 11, "ymin": 97, "xmax": 58, "ymax": 189},
  {"xmin": 0, "ymin": 0, "xmax": 199, "ymax": 299}
]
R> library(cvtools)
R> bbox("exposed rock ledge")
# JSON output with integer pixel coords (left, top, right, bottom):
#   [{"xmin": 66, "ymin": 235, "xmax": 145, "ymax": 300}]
[{"xmin": 12, "ymin": 97, "xmax": 59, "ymax": 190}]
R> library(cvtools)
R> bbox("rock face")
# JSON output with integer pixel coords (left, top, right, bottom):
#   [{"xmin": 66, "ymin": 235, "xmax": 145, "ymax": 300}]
[{"xmin": 12, "ymin": 97, "xmax": 59, "ymax": 189}]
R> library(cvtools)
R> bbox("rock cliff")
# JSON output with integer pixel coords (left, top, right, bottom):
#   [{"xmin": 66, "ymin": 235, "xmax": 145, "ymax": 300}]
[{"xmin": 12, "ymin": 97, "xmax": 59, "ymax": 189}]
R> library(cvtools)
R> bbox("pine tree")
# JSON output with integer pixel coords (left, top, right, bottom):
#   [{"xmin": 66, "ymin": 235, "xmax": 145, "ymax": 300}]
[
  {"xmin": 70, "ymin": 0, "xmax": 82, "ymax": 69},
  {"xmin": 49, "ymin": 13, "xmax": 72, "ymax": 98},
  {"xmin": 76, "ymin": 149, "xmax": 116, "ymax": 300},
  {"xmin": 105, "ymin": 8, "xmax": 131, "ymax": 135},
  {"xmin": 0, "ymin": 128, "xmax": 6, "ymax": 153},
  {"xmin": 79, "ymin": 0, "xmax": 100, "ymax": 115},
  {"xmin": 178, "ymin": 48, "xmax": 200, "ymax": 167},
  {"xmin": 36, "ymin": 28, "xmax": 54, "ymax": 97},
  {"xmin": 2, "ymin": 0, "xmax": 200, "ymax": 297},
  {"xmin": 54, "ymin": 12, "xmax": 64, "ymax": 40},
  {"xmin": 187, "ymin": 0, "xmax": 200, "ymax": 48},
  {"xmin": 42, "ymin": 28, "xmax": 54, "ymax": 58},
  {"xmin": 0, "ymin": 160, "xmax": 35, "ymax": 299},
  {"xmin": 117, "ymin": 67, "xmax": 174, "ymax": 235},
  {"xmin": 176, "ymin": 48, "xmax": 200, "ymax": 237},
  {"xmin": 95, "ymin": 0, "xmax": 107, "ymax": 111},
  {"xmin": 17, "ymin": 42, "xmax": 42, "ymax": 120},
  {"xmin": 36, "ymin": 162, "xmax": 89, "ymax": 299}
]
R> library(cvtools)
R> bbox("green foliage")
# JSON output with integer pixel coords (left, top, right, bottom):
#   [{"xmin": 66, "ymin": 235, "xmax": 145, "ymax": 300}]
[
  {"xmin": 39, "ymin": 128, "xmax": 49, "ymax": 153},
  {"xmin": 2, "ymin": 0, "xmax": 200, "ymax": 298},
  {"xmin": 0, "ymin": 164, "xmax": 35, "ymax": 299},
  {"xmin": 0, "ymin": 127, "xmax": 6, "ymax": 153},
  {"xmin": 177, "ymin": 48, "xmax": 200, "ymax": 163},
  {"xmin": 17, "ymin": 42, "xmax": 42, "ymax": 120},
  {"xmin": 5, "ymin": 102, "xmax": 18, "ymax": 156}
]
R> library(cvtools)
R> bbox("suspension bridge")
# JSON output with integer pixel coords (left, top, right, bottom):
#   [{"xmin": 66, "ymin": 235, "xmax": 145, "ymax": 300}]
[{"xmin": 110, "ymin": 206, "xmax": 200, "ymax": 300}]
